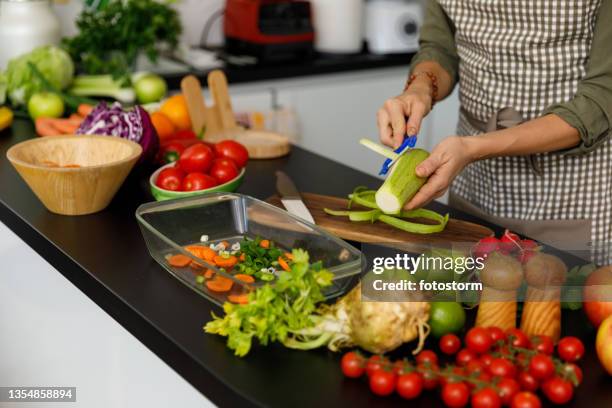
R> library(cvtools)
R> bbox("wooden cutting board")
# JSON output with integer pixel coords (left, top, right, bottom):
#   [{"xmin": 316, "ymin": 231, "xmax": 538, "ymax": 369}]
[{"xmin": 266, "ymin": 193, "xmax": 494, "ymax": 250}]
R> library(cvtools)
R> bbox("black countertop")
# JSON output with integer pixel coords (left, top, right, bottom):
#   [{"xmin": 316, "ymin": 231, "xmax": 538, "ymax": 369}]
[
  {"xmin": 163, "ymin": 51, "xmax": 413, "ymax": 89},
  {"xmin": 1, "ymin": 120, "xmax": 610, "ymax": 408}
]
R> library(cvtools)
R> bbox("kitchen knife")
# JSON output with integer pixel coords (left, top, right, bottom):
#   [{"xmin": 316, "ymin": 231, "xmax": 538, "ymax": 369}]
[{"xmin": 275, "ymin": 171, "xmax": 316, "ymax": 224}]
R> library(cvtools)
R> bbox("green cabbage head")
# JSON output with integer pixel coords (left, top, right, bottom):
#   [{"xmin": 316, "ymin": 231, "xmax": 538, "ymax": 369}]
[{"xmin": 5, "ymin": 46, "xmax": 74, "ymax": 106}]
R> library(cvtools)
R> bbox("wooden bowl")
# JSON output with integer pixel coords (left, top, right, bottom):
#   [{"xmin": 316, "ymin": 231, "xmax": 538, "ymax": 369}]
[{"xmin": 7, "ymin": 135, "xmax": 142, "ymax": 215}]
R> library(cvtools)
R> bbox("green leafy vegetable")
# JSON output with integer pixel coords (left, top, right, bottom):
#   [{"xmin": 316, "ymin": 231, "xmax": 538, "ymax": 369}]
[
  {"xmin": 236, "ymin": 236, "xmax": 284, "ymax": 281},
  {"xmin": 5, "ymin": 46, "xmax": 74, "ymax": 106},
  {"xmin": 63, "ymin": 0, "xmax": 182, "ymax": 81},
  {"xmin": 204, "ymin": 249, "xmax": 334, "ymax": 357}
]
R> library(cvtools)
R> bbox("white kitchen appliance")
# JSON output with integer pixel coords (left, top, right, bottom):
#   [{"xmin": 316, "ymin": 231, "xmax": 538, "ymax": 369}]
[
  {"xmin": 310, "ymin": 0, "xmax": 364, "ymax": 54},
  {"xmin": 366, "ymin": 0, "xmax": 423, "ymax": 54}
]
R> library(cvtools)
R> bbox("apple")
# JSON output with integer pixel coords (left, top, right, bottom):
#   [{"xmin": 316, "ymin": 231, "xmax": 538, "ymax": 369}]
[
  {"xmin": 596, "ymin": 315, "xmax": 612, "ymax": 375},
  {"xmin": 27, "ymin": 92, "xmax": 64, "ymax": 120},
  {"xmin": 134, "ymin": 74, "xmax": 167, "ymax": 104},
  {"xmin": 583, "ymin": 266, "xmax": 612, "ymax": 327}
]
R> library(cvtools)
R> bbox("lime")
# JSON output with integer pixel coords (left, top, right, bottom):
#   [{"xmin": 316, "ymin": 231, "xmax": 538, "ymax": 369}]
[{"xmin": 428, "ymin": 301, "xmax": 466, "ymax": 338}]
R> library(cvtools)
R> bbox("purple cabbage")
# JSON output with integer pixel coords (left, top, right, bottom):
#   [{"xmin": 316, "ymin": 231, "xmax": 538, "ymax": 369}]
[{"xmin": 76, "ymin": 101, "xmax": 159, "ymax": 164}]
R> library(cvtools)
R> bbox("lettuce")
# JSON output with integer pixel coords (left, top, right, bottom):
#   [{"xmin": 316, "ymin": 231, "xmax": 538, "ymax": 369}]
[{"xmin": 5, "ymin": 46, "xmax": 74, "ymax": 106}]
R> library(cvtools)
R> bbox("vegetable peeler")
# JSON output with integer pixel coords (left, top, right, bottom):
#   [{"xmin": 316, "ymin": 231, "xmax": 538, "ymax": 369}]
[{"xmin": 379, "ymin": 134, "xmax": 417, "ymax": 176}]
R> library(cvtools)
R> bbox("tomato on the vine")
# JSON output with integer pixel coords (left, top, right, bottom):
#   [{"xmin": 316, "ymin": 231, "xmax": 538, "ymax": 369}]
[
  {"xmin": 557, "ymin": 336, "xmax": 585, "ymax": 363},
  {"xmin": 419, "ymin": 364, "xmax": 439, "ymax": 390},
  {"xmin": 440, "ymin": 333, "xmax": 462, "ymax": 355},
  {"xmin": 488, "ymin": 357, "xmax": 516, "ymax": 378},
  {"xmin": 542, "ymin": 376, "xmax": 574, "ymax": 405},
  {"xmin": 531, "ymin": 335, "xmax": 554, "ymax": 355},
  {"xmin": 466, "ymin": 327, "xmax": 493, "ymax": 354},
  {"xmin": 480, "ymin": 353, "xmax": 494, "ymax": 368},
  {"xmin": 416, "ymin": 350, "xmax": 438, "ymax": 366},
  {"xmin": 456, "ymin": 349, "xmax": 478, "ymax": 366},
  {"xmin": 511, "ymin": 392, "xmax": 542, "ymax": 408},
  {"xmin": 396, "ymin": 372, "xmax": 423, "ymax": 400},
  {"xmin": 441, "ymin": 381, "xmax": 470, "ymax": 408},
  {"xmin": 472, "ymin": 387, "xmax": 501, "ymax": 408},
  {"xmin": 340, "ymin": 352, "xmax": 365, "ymax": 378},
  {"xmin": 507, "ymin": 328, "xmax": 530, "ymax": 348},
  {"xmin": 366, "ymin": 355, "xmax": 386, "ymax": 377},
  {"xmin": 528, "ymin": 354, "xmax": 555, "ymax": 381},
  {"xmin": 517, "ymin": 371, "xmax": 539, "ymax": 392},
  {"xmin": 497, "ymin": 378, "xmax": 521, "ymax": 406},
  {"xmin": 562, "ymin": 363, "xmax": 583, "ymax": 386},
  {"xmin": 466, "ymin": 359, "xmax": 486, "ymax": 375},
  {"xmin": 369, "ymin": 370, "xmax": 396, "ymax": 396},
  {"xmin": 488, "ymin": 327, "xmax": 506, "ymax": 344}
]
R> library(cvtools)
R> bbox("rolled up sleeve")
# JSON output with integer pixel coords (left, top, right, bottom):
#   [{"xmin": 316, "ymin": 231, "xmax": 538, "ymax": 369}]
[
  {"xmin": 543, "ymin": 0, "xmax": 612, "ymax": 155},
  {"xmin": 410, "ymin": 0, "xmax": 459, "ymax": 89}
]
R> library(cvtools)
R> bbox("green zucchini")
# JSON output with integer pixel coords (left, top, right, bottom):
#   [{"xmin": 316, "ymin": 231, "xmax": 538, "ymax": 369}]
[{"xmin": 375, "ymin": 148, "xmax": 429, "ymax": 214}]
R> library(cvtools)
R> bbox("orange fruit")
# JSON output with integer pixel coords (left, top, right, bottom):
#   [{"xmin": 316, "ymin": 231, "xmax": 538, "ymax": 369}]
[
  {"xmin": 159, "ymin": 94, "xmax": 192, "ymax": 131},
  {"xmin": 150, "ymin": 111, "xmax": 176, "ymax": 141}
]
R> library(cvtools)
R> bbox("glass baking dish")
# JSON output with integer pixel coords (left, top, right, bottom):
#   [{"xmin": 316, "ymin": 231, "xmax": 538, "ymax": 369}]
[{"xmin": 136, "ymin": 193, "xmax": 364, "ymax": 306}]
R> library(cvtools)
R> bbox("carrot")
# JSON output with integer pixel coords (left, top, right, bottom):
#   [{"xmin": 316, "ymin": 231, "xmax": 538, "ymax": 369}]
[
  {"xmin": 190, "ymin": 261, "xmax": 203, "ymax": 270},
  {"xmin": 204, "ymin": 268, "xmax": 215, "ymax": 279},
  {"xmin": 214, "ymin": 255, "xmax": 238, "ymax": 268},
  {"xmin": 239, "ymin": 253, "xmax": 246, "ymax": 262},
  {"xmin": 284, "ymin": 252, "xmax": 293, "ymax": 260},
  {"xmin": 78, "ymin": 103, "xmax": 94, "ymax": 117},
  {"xmin": 259, "ymin": 239, "xmax": 270, "ymax": 249},
  {"xmin": 278, "ymin": 256, "xmax": 291, "ymax": 272},
  {"xmin": 228, "ymin": 293, "xmax": 250, "ymax": 304},
  {"xmin": 168, "ymin": 254, "xmax": 191, "ymax": 267},
  {"xmin": 35, "ymin": 117, "xmax": 60, "ymax": 137},
  {"xmin": 234, "ymin": 274, "xmax": 255, "ymax": 283},
  {"xmin": 206, "ymin": 276, "xmax": 233, "ymax": 292},
  {"xmin": 185, "ymin": 245, "xmax": 216, "ymax": 261},
  {"xmin": 221, "ymin": 240, "xmax": 230, "ymax": 249}
]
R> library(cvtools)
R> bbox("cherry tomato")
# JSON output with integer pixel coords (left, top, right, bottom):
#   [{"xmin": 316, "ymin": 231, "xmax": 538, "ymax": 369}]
[
  {"xmin": 542, "ymin": 377, "xmax": 574, "ymax": 405},
  {"xmin": 366, "ymin": 355, "xmax": 386, "ymax": 377},
  {"xmin": 466, "ymin": 359, "xmax": 486, "ymax": 375},
  {"xmin": 178, "ymin": 143, "xmax": 215, "ymax": 173},
  {"xmin": 472, "ymin": 387, "xmax": 501, "ymax": 408},
  {"xmin": 155, "ymin": 167, "xmax": 184, "ymax": 191},
  {"xmin": 480, "ymin": 353, "xmax": 494, "ymax": 368},
  {"xmin": 488, "ymin": 358, "xmax": 516, "ymax": 379},
  {"xmin": 182, "ymin": 172, "xmax": 217, "ymax": 191},
  {"xmin": 507, "ymin": 328, "xmax": 530, "ymax": 348},
  {"xmin": 557, "ymin": 336, "xmax": 585, "ymax": 363},
  {"xmin": 416, "ymin": 350, "xmax": 439, "ymax": 366},
  {"xmin": 515, "ymin": 352, "xmax": 530, "ymax": 370},
  {"xmin": 531, "ymin": 335, "xmax": 554, "ymax": 355},
  {"xmin": 562, "ymin": 363, "xmax": 583, "ymax": 386},
  {"xmin": 173, "ymin": 129, "xmax": 197, "ymax": 139},
  {"xmin": 441, "ymin": 381, "xmax": 470, "ymax": 408},
  {"xmin": 497, "ymin": 378, "xmax": 521, "ymax": 406},
  {"xmin": 466, "ymin": 327, "xmax": 493, "ymax": 354},
  {"xmin": 488, "ymin": 327, "xmax": 506, "ymax": 344},
  {"xmin": 396, "ymin": 372, "xmax": 423, "ymax": 400},
  {"xmin": 511, "ymin": 392, "xmax": 542, "ymax": 408},
  {"xmin": 473, "ymin": 236, "xmax": 500, "ymax": 259},
  {"xmin": 393, "ymin": 360, "xmax": 408, "ymax": 375},
  {"xmin": 369, "ymin": 370, "xmax": 396, "ymax": 396},
  {"xmin": 340, "ymin": 352, "xmax": 365, "ymax": 378},
  {"xmin": 517, "ymin": 371, "xmax": 539, "ymax": 392},
  {"xmin": 419, "ymin": 364, "xmax": 439, "ymax": 390},
  {"xmin": 499, "ymin": 230, "xmax": 521, "ymax": 253},
  {"xmin": 160, "ymin": 141, "xmax": 186, "ymax": 164},
  {"xmin": 456, "ymin": 349, "xmax": 478, "ymax": 366},
  {"xmin": 209, "ymin": 158, "xmax": 239, "ymax": 184},
  {"xmin": 214, "ymin": 140, "xmax": 249, "ymax": 168},
  {"xmin": 440, "ymin": 333, "xmax": 462, "ymax": 355},
  {"xmin": 528, "ymin": 354, "xmax": 555, "ymax": 381}
]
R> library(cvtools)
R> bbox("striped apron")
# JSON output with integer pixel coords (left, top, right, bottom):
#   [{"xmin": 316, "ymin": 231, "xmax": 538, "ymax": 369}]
[{"xmin": 437, "ymin": 0, "xmax": 611, "ymax": 264}]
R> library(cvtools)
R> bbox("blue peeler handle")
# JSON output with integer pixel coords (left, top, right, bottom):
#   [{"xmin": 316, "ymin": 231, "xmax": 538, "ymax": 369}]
[{"xmin": 379, "ymin": 135, "xmax": 417, "ymax": 176}]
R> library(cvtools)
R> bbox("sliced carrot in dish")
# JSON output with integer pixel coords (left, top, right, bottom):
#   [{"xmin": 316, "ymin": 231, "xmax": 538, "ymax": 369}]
[
  {"xmin": 167, "ymin": 254, "xmax": 191, "ymax": 267},
  {"xmin": 185, "ymin": 245, "xmax": 216, "ymax": 261},
  {"xmin": 259, "ymin": 239, "xmax": 270, "ymax": 249},
  {"xmin": 190, "ymin": 261, "xmax": 203, "ymax": 270},
  {"xmin": 228, "ymin": 293, "xmax": 249, "ymax": 304},
  {"xmin": 284, "ymin": 252, "xmax": 293, "ymax": 260},
  {"xmin": 278, "ymin": 256, "xmax": 291, "ymax": 272},
  {"xmin": 239, "ymin": 253, "xmax": 246, "ymax": 262},
  {"xmin": 204, "ymin": 268, "xmax": 215, "ymax": 279},
  {"xmin": 214, "ymin": 255, "xmax": 238, "ymax": 268},
  {"xmin": 206, "ymin": 276, "xmax": 233, "ymax": 292},
  {"xmin": 234, "ymin": 274, "xmax": 255, "ymax": 283}
]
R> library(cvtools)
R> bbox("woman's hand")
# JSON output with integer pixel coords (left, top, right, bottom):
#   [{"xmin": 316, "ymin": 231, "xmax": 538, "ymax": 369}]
[
  {"xmin": 377, "ymin": 83, "xmax": 433, "ymax": 149},
  {"xmin": 404, "ymin": 136, "xmax": 475, "ymax": 210}
]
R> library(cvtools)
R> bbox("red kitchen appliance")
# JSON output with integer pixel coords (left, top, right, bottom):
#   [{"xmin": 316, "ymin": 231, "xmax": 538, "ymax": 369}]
[{"xmin": 224, "ymin": 0, "xmax": 314, "ymax": 62}]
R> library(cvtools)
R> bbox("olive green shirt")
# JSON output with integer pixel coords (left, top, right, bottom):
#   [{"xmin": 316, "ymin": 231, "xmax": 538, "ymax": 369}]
[{"xmin": 411, "ymin": 0, "xmax": 612, "ymax": 155}]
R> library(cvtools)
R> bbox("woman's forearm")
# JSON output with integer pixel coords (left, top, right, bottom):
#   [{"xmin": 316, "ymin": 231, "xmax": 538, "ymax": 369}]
[
  {"xmin": 410, "ymin": 61, "xmax": 454, "ymax": 102},
  {"xmin": 464, "ymin": 114, "xmax": 581, "ymax": 161}
]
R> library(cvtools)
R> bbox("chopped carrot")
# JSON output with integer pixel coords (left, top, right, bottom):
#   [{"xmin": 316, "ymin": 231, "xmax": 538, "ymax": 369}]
[
  {"xmin": 234, "ymin": 274, "xmax": 255, "ymax": 283},
  {"xmin": 185, "ymin": 245, "xmax": 216, "ymax": 261},
  {"xmin": 228, "ymin": 293, "xmax": 249, "ymax": 304},
  {"xmin": 221, "ymin": 240, "xmax": 230, "ymax": 249},
  {"xmin": 278, "ymin": 256, "xmax": 291, "ymax": 272},
  {"xmin": 214, "ymin": 255, "xmax": 238, "ymax": 268},
  {"xmin": 260, "ymin": 239, "xmax": 270, "ymax": 249},
  {"xmin": 35, "ymin": 118, "xmax": 59, "ymax": 137},
  {"xmin": 78, "ymin": 103, "xmax": 94, "ymax": 117},
  {"xmin": 204, "ymin": 269, "xmax": 215, "ymax": 279},
  {"xmin": 239, "ymin": 253, "xmax": 246, "ymax": 262},
  {"xmin": 206, "ymin": 276, "xmax": 233, "ymax": 292},
  {"xmin": 190, "ymin": 261, "xmax": 203, "ymax": 270},
  {"xmin": 168, "ymin": 254, "xmax": 191, "ymax": 267},
  {"xmin": 284, "ymin": 252, "xmax": 293, "ymax": 260}
]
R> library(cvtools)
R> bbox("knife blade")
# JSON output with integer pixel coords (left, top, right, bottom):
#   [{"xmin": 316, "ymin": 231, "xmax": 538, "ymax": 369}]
[{"xmin": 275, "ymin": 171, "xmax": 316, "ymax": 224}]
